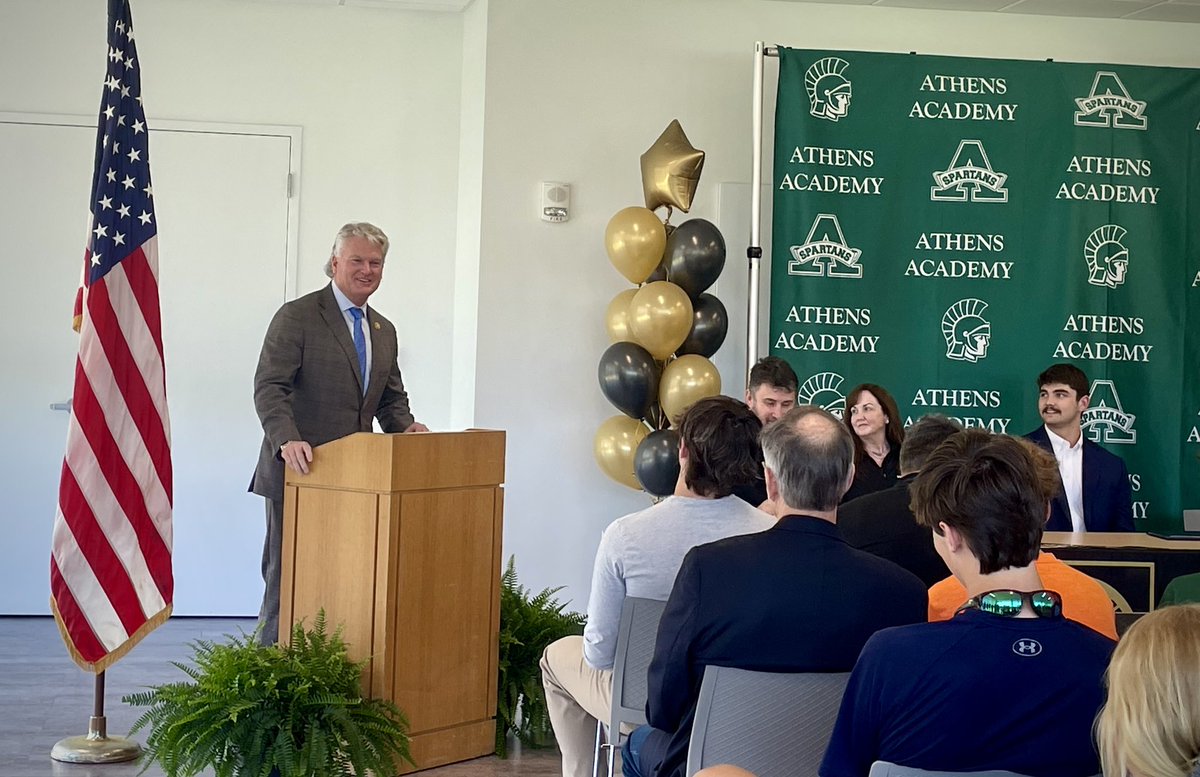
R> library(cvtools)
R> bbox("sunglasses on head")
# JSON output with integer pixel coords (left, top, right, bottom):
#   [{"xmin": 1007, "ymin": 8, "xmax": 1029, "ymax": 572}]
[{"xmin": 956, "ymin": 589, "xmax": 1063, "ymax": 619}]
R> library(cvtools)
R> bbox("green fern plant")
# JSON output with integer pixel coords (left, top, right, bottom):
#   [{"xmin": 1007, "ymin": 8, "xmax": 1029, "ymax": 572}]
[
  {"xmin": 496, "ymin": 556, "xmax": 586, "ymax": 757},
  {"xmin": 123, "ymin": 611, "xmax": 412, "ymax": 777}
]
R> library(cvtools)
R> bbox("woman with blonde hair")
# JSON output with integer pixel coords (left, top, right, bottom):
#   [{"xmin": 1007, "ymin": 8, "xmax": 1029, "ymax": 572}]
[{"xmin": 1098, "ymin": 604, "xmax": 1200, "ymax": 777}]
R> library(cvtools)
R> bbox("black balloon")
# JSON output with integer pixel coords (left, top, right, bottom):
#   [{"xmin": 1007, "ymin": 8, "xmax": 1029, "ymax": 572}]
[
  {"xmin": 676, "ymin": 293, "xmax": 728, "ymax": 358},
  {"xmin": 635, "ymin": 430, "xmax": 681, "ymax": 497},
  {"xmin": 665, "ymin": 218, "xmax": 725, "ymax": 298},
  {"xmin": 598, "ymin": 342, "xmax": 660, "ymax": 419}
]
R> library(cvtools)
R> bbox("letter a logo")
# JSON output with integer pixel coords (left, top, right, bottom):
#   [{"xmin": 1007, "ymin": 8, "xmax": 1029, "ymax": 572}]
[
  {"xmin": 1082, "ymin": 380, "xmax": 1137, "ymax": 445},
  {"xmin": 788, "ymin": 214, "xmax": 863, "ymax": 278},
  {"xmin": 1074, "ymin": 72, "xmax": 1148, "ymax": 130},
  {"xmin": 931, "ymin": 140, "xmax": 1009, "ymax": 203}
]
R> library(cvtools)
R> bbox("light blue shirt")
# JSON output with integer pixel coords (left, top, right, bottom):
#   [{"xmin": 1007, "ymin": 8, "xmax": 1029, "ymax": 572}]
[{"xmin": 330, "ymin": 281, "xmax": 373, "ymax": 391}]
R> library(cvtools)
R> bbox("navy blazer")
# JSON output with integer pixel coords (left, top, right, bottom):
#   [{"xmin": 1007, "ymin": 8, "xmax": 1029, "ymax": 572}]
[
  {"xmin": 640, "ymin": 516, "xmax": 928, "ymax": 777},
  {"xmin": 1025, "ymin": 426, "xmax": 1134, "ymax": 532}
]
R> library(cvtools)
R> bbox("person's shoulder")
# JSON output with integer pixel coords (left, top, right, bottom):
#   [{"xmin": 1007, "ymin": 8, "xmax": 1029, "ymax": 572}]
[
  {"xmin": 845, "ymin": 543, "xmax": 926, "ymax": 588},
  {"xmin": 1054, "ymin": 617, "xmax": 1118, "ymax": 656},
  {"xmin": 1023, "ymin": 425, "xmax": 1048, "ymax": 443},
  {"xmin": 860, "ymin": 619, "xmax": 961, "ymax": 663},
  {"xmin": 1083, "ymin": 438, "xmax": 1126, "ymax": 467},
  {"xmin": 602, "ymin": 498, "xmax": 679, "ymax": 543},
  {"xmin": 719, "ymin": 495, "xmax": 777, "ymax": 527},
  {"xmin": 840, "ymin": 482, "xmax": 909, "ymax": 526}
]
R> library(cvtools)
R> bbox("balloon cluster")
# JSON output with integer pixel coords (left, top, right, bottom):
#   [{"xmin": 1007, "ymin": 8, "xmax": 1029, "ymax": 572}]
[{"xmin": 594, "ymin": 121, "xmax": 729, "ymax": 497}]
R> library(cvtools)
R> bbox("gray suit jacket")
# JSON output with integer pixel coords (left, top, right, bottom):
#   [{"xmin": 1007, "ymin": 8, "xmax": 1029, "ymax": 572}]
[{"xmin": 249, "ymin": 283, "xmax": 415, "ymax": 501}]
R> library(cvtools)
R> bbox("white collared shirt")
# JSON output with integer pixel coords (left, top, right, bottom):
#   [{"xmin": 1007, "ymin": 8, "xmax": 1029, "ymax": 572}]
[
  {"xmin": 1045, "ymin": 425, "xmax": 1085, "ymax": 532},
  {"xmin": 330, "ymin": 281, "xmax": 373, "ymax": 390}
]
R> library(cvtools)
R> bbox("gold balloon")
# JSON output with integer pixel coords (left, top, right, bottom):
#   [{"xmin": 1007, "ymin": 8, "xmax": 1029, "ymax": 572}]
[
  {"xmin": 605, "ymin": 207, "xmax": 667, "ymax": 284},
  {"xmin": 594, "ymin": 415, "xmax": 650, "ymax": 490},
  {"xmin": 640, "ymin": 119, "xmax": 705, "ymax": 214},
  {"xmin": 660, "ymin": 355, "xmax": 721, "ymax": 424},
  {"xmin": 604, "ymin": 288, "xmax": 639, "ymax": 343},
  {"xmin": 629, "ymin": 281, "xmax": 693, "ymax": 360}
]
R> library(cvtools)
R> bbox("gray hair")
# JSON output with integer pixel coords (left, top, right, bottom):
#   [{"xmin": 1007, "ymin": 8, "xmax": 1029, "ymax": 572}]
[
  {"xmin": 760, "ymin": 405, "xmax": 854, "ymax": 511},
  {"xmin": 323, "ymin": 222, "xmax": 390, "ymax": 277},
  {"xmin": 898, "ymin": 414, "xmax": 963, "ymax": 475}
]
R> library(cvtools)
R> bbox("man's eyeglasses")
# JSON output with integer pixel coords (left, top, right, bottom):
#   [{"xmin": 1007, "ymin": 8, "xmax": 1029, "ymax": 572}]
[{"xmin": 956, "ymin": 589, "xmax": 1063, "ymax": 619}]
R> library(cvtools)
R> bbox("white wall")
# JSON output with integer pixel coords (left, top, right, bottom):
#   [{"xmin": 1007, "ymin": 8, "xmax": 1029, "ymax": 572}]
[
  {"xmin": 473, "ymin": 0, "xmax": 1200, "ymax": 607},
  {"xmin": 0, "ymin": 0, "xmax": 464, "ymax": 613},
  {"xmin": 0, "ymin": 0, "xmax": 464, "ymax": 430}
]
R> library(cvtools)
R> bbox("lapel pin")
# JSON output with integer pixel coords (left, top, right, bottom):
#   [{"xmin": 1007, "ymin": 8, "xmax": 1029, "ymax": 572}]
[{"xmin": 373, "ymin": 322, "xmax": 381, "ymax": 330}]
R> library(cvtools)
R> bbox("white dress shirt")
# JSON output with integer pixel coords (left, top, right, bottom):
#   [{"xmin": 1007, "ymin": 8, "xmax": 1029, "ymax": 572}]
[{"xmin": 1045, "ymin": 425, "xmax": 1085, "ymax": 532}]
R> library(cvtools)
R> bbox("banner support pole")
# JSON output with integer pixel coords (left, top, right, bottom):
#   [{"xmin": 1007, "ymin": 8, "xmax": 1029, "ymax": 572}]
[{"xmin": 748, "ymin": 42, "xmax": 779, "ymax": 376}]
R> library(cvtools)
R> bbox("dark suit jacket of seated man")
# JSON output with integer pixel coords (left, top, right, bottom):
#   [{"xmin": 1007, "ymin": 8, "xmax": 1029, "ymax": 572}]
[
  {"xmin": 1025, "ymin": 425, "xmax": 1133, "ymax": 532},
  {"xmin": 626, "ymin": 406, "xmax": 928, "ymax": 777}
]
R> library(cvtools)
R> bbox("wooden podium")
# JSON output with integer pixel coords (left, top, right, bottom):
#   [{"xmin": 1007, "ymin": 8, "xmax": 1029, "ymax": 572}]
[{"xmin": 280, "ymin": 430, "xmax": 505, "ymax": 772}]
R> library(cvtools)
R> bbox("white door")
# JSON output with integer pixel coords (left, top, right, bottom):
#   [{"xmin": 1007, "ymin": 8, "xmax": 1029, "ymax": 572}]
[{"xmin": 0, "ymin": 117, "xmax": 297, "ymax": 615}]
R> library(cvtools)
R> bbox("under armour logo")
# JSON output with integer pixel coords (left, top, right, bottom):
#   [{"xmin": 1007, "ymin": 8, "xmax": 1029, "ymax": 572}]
[{"xmin": 1012, "ymin": 639, "xmax": 1042, "ymax": 657}]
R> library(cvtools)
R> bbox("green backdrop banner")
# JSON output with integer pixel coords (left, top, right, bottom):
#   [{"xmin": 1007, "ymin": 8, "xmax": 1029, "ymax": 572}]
[{"xmin": 769, "ymin": 47, "xmax": 1200, "ymax": 531}]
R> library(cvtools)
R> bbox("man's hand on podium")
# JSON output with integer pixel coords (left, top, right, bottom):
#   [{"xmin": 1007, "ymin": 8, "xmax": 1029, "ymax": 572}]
[
  {"xmin": 280, "ymin": 440, "xmax": 314, "ymax": 474},
  {"xmin": 405, "ymin": 422, "xmax": 430, "ymax": 433}
]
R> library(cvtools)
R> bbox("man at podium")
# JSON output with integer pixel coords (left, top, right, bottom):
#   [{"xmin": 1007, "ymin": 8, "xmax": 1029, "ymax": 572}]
[{"xmin": 249, "ymin": 221, "xmax": 427, "ymax": 645}]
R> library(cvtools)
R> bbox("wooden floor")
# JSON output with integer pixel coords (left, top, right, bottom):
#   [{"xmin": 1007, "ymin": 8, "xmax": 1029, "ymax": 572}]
[{"xmin": 0, "ymin": 617, "xmax": 561, "ymax": 777}]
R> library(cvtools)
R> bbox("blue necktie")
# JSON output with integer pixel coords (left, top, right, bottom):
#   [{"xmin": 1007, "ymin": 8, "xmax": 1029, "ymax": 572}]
[{"xmin": 348, "ymin": 307, "xmax": 368, "ymax": 395}]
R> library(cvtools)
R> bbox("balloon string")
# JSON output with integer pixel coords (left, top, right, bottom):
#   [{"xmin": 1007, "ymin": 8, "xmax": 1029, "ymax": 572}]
[{"xmin": 663, "ymin": 205, "xmax": 673, "ymax": 226}]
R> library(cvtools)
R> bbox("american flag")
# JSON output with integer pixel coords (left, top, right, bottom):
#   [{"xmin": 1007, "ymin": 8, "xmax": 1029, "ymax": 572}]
[{"xmin": 51, "ymin": 0, "xmax": 173, "ymax": 672}]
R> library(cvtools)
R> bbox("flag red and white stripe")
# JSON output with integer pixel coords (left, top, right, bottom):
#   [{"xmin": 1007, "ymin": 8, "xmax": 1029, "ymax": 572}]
[{"xmin": 51, "ymin": 0, "xmax": 172, "ymax": 672}]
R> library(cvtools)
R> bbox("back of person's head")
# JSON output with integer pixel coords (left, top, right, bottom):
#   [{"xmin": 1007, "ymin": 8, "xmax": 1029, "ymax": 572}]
[
  {"xmin": 678, "ymin": 396, "xmax": 763, "ymax": 498},
  {"xmin": 1037, "ymin": 362, "xmax": 1089, "ymax": 398},
  {"xmin": 760, "ymin": 405, "xmax": 854, "ymax": 511},
  {"xmin": 1098, "ymin": 605, "xmax": 1200, "ymax": 777},
  {"xmin": 910, "ymin": 431, "xmax": 1058, "ymax": 573},
  {"xmin": 898, "ymin": 414, "xmax": 963, "ymax": 474},
  {"xmin": 748, "ymin": 356, "xmax": 798, "ymax": 394}
]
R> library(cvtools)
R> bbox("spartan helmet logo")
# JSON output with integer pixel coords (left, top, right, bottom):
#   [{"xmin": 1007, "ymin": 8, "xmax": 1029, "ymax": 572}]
[
  {"xmin": 805, "ymin": 57, "xmax": 852, "ymax": 122},
  {"xmin": 797, "ymin": 371, "xmax": 847, "ymax": 419},
  {"xmin": 942, "ymin": 298, "xmax": 991, "ymax": 363},
  {"xmin": 1084, "ymin": 225, "xmax": 1130, "ymax": 289}
]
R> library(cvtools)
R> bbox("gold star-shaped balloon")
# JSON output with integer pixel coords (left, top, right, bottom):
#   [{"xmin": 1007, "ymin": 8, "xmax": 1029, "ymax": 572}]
[{"xmin": 640, "ymin": 119, "xmax": 705, "ymax": 215}]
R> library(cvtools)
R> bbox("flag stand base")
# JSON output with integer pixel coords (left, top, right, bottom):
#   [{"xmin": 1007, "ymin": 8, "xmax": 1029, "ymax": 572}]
[{"xmin": 50, "ymin": 716, "xmax": 141, "ymax": 764}]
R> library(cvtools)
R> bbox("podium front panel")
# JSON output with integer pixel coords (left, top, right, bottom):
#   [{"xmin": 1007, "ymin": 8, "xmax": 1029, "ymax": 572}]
[
  {"xmin": 287, "ymin": 488, "xmax": 380, "ymax": 679},
  {"xmin": 392, "ymin": 487, "xmax": 499, "ymax": 732}
]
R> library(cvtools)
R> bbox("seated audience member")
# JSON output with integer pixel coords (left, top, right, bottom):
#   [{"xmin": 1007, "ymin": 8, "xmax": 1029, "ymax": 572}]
[
  {"xmin": 743, "ymin": 356, "xmax": 798, "ymax": 426},
  {"xmin": 734, "ymin": 356, "xmax": 799, "ymax": 508},
  {"xmin": 821, "ymin": 430, "xmax": 1116, "ymax": 777},
  {"xmin": 623, "ymin": 406, "xmax": 927, "ymax": 777},
  {"xmin": 839, "ymin": 414, "xmax": 960, "ymax": 586},
  {"xmin": 1098, "ymin": 604, "xmax": 1200, "ymax": 777},
  {"xmin": 1026, "ymin": 362, "xmax": 1134, "ymax": 532},
  {"xmin": 540, "ymin": 397, "xmax": 775, "ymax": 777},
  {"xmin": 841, "ymin": 383, "xmax": 905, "ymax": 503}
]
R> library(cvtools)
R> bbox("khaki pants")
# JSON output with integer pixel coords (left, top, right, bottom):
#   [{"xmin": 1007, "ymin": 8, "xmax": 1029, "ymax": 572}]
[{"xmin": 541, "ymin": 635, "xmax": 620, "ymax": 777}]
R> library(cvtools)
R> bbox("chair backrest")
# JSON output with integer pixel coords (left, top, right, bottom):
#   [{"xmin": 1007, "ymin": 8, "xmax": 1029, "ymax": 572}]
[
  {"xmin": 609, "ymin": 596, "xmax": 668, "ymax": 733},
  {"xmin": 868, "ymin": 761, "xmax": 1034, "ymax": 776},
  {"xmin": 685, "ymin": 665, "xmax": 850, "ymax": 777}
]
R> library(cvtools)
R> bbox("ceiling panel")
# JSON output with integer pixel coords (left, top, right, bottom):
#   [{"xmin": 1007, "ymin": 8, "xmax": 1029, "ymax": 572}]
[{"xmin": 767, "ymin": 0, "xmax": 1200, "ymax": 22}]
